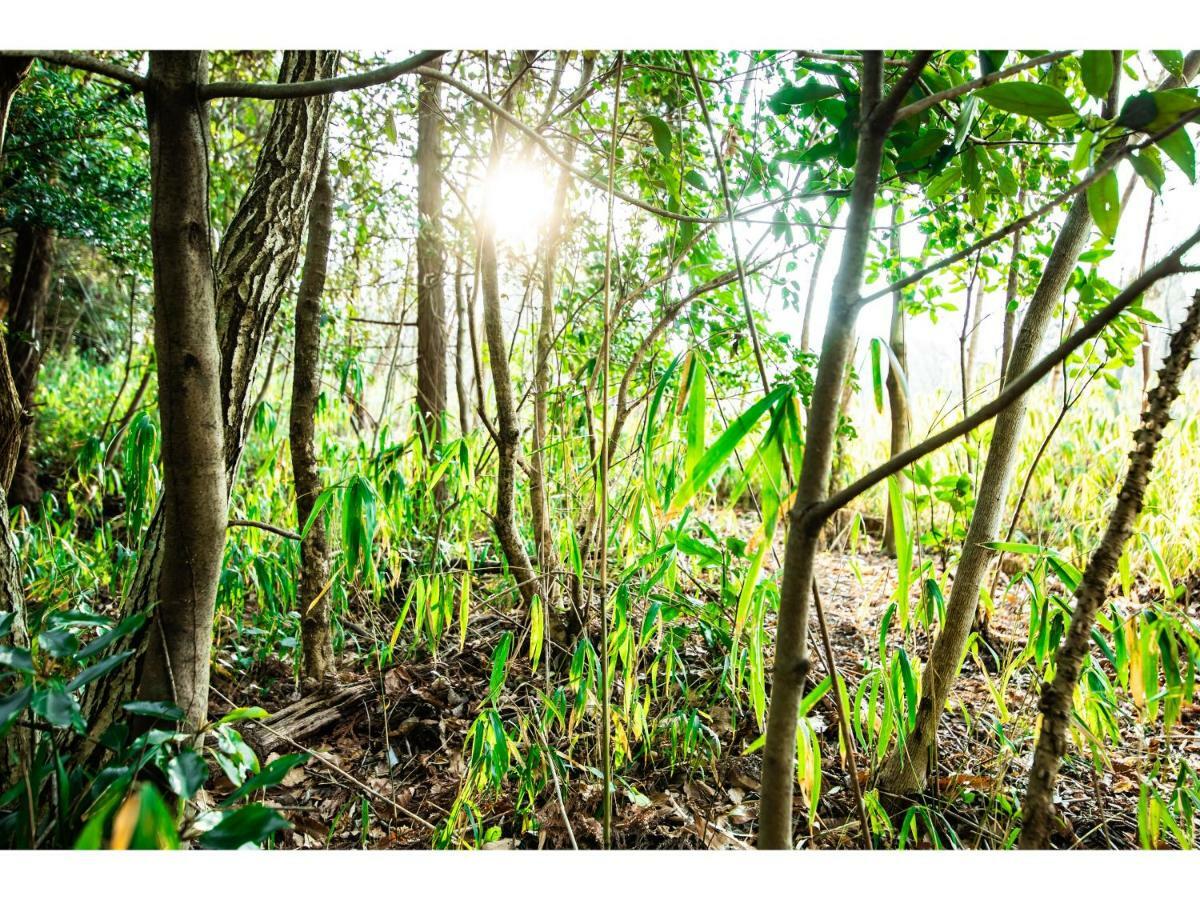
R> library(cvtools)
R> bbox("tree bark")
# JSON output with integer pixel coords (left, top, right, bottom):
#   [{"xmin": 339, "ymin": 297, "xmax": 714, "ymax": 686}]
[
  {"xmin": 0, "ymin": 53, "xmax": 31, "ymax": 789},
  {"xmin": 136, "ymin": 51, "xmax": 229, "ymax": 731},
  {"xmin": 876, "ymin": 64, "xmax": 1144, "ymax": 795},
  {"xmin": 416, "ymin": 56, "xmax": 447, "ymax": 462},
  {"xmin": 479, "ymin": 56, "xmax": 542, "ymax": 611},
  {"xmin": 758, "ymin": 52, "xmax": 933, "ymax": 848},
  {"xmin": 77, "ymin": 51, "xmax": 337, "ymax": 757},
  {"xmin": 882, "ymin": 211, "xmax": 909, "ymax": 557},
  {"xmin": 1020, "ymin": 289, "xmax": 1200, "ymax": 848},
  {"xmin": 876, "ymin": 166, "xmax": 1103, "ymax": 798},
  {"xmin": 531, "ymin": 52, "xmax": 594, "ymax": 618},
  {"xmin": 291, "ymin": 154, "xmax": 334, "ymax": 687},
  {"xmin": 5, "ymin": 224, "xmax": 56, "ymax": 509},
  {"xmin": 999, "ymin": 187, "xmax": 1026, "ymax": 383},
  {"xmin": 453, "ymin": 258, "xmax": 472, "ymax": 435},
  {"xmin": 0, "ymin": 339, "xmax": 29, "ymax": 789}
]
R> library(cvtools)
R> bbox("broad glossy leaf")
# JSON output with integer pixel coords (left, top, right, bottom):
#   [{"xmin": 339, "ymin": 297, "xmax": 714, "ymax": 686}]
[
  {"xmin": 1080, "ymin": 51, "xmax": 1114, "ymax": 99},
  {"xmin": 198, "ymin": 804, "xmax": 290, "ymax": 850},
  {"xmin": 1086, "ymin": 170, "xmax": 1121, "ymax": 242},
  {"xmin": 165, "ymin": 749, "xmax": 208, "ymax": 800},
  {"xmin": 977, "ymin": 82, "xmax": 1075, "ymax": 123}
]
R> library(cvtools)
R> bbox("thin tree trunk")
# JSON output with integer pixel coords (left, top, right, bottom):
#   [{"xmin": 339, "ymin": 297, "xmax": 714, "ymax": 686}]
[
  {"xmin": 0, "ymin": 60, "xmax": 33, "ymax": 789},
  {"xmin": 136, "ymin": 50, "xmax": 229, "ymax": 731},
  {"xmin": 882, "ymin": 210, "xmax": 909, "ymax": 557},
  {"xmin": 454, "ymin": 257, "xmax": 472, "ymax": 435},
  {"xmin": 416, "ymin": 56, "xmax": 447, "ymax": 463},
  {"xmin": 479, "ymin": 56, "xmax": 541, "ymax": 610},
  {"xmin": 291, "ymin": 154, "xmax": 334, "ymax": 687},
  {"xmin": 77, "ymin": 51, "xmax": 337, "ymax": 758},
  {"xmin": 5, "ymin": 224, "xmax": 56, "ymax": 509},
  {"xmin": 799, "ymin": 238, "xmax": 827, "ymax": 356},
  {"xmin": 531, "ymin": 52, "xmax": 593, "ymax": 621},
  {"xmin": 1020, "ymin": 289, "xmax": 1200, "ymax": 848},
  {"xmin": 877, "ymin": 155, "xmax": 1112, "ymax": 799},
  {"xmin": 999, "ymin": 185, "xmax": 1026, "ymax": 383},
  {"xmin": 759, "ymin": 52, "xmax": 932, "ymax": 848},
  {"xmin": 0, "ymin": 338, "xmax": 29, "ymax": 790},
  {"xmin": 103, "ymin": 363, "xmax": 153, "ymax": 467}
]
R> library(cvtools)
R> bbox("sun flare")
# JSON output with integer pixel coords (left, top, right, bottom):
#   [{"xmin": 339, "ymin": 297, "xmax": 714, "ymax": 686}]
[{"xmin": 477, "ymin": 157, "xmax": 556, "ymax": 247}]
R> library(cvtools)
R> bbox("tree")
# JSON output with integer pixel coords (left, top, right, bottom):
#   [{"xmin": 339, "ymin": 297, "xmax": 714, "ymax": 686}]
[
  {"xmin": 1021, "ymin": 289, "xmax": 1200, "ymax": 847},
  {"xmin": 415, "ymin": 55, "xmax": 447, "ymax": 460},
  {"xmin": 135, "ymin": 50, "xmax": 228, "ymax": 730},
  {"xmin": 78, "ymin": 50, "xmax": 339, "ymax": 751},
  {"xmin": 758, "ymin": 52, "xmax": 933, "ymax": 848},
  {"xmin": 291, "ymin": 153, "xmax": 335, "ymax": 687}
]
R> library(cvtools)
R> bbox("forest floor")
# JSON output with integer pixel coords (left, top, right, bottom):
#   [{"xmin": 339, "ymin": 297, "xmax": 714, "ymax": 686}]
[{"xmin": 204, "ymin": 537, "xmax": 1200, "ymax": 850}]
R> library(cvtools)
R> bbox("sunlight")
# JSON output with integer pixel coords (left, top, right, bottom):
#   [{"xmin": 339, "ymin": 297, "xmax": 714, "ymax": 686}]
[{"xmin": 477, "ymin": 156, "xmax": 556, "ymax": 248}]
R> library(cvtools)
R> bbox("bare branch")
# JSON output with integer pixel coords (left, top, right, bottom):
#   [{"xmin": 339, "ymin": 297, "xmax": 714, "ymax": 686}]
[
  {"xmin": 895, "ymin": 51, "xmax": 1073, "ymax": 123},
  {"xmin": 4, "ymin": 50, "xmax": 146, "ymax": 91},
  {"xmin": 201, "ymin": 51, "xmax": 446, "ymax": 100}
]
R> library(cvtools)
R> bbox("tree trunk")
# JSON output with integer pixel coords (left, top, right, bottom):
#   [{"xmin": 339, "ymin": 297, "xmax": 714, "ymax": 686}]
[
  {"xmin": 882, "ymin": 212, "xmax": 909, "ymax": 557},
  {"xmin": 1020, "ymin": 289, "xmax": 1200, "ymax": 848},
  {"xmin": 876, "ymin": 176, "xmax": 1100, "ymax": 798},
  {"xmin": 999, "ymin": 187, "xmax": 1026, "ymax": 384},
  {"xmin": 136, "ymin": 50, "xmax": 229, "ymax": 731},
  {"xmin": 0, "ymin": 339, "xmax": 29, "ymax": 789},
  {"xmin": 291, "ymin": 154, "xmax": 334, "ymax": 687},
  {"xmin": 77, "ymin": 51, "xmax": 337, "ymax": 758},
  {"xmin": 0, "ymin": 53, "xmax": 32, "ymax": 789},
  {"xmin": 759, "ymin": 53, "xmax": 911, "ymax": 849},
  {"xmin": 479, "ymin": 57, "xmax": 542, "ymax": 611},
  {"xmin": 415, "ymin": 57, "xmax": 447, "ymax": 462},
  {"xmin": 531, "ymin": 52, "xmax": 594, "ymax": 621},
  {"xmin": 5, "ymin": 224, "xmax": 56, "ymax": 509},
  {"xmin": 454, "ymin": 258, "xmax": 472, "ymax": 435},
  {"xmin": 799, "ymin": 238, "xmax": 827, "ymax": 356},
  {"xmin": 876, "ymin": 63, "xmax": 1137, "ymax": 796}
]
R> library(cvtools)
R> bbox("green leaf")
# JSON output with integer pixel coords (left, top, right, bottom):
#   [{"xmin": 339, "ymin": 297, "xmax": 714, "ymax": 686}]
[
  {"xmin": 643, "ymin": 115, "xmax": 673, "ymax": 158},
  {"xmin": 66, "ymin": 649, "xmax": 134, "ymax": 693},
  {"xmin": 0, "ymin": 685, "xmax": 33, "ymax": 737},
  {"xmin": 0, "ymin": 645, "xmax": 34, "ymax": 673},
  {"xmin": 898, "ymin": 128, "xmax": 949, "ymax": 163},
  {"xmin": 1153, "ymin": 50, "xmax": 1185, "ymax": 80},
  {"xmin": 684, "ymin": 352, "xmax": 707, "ymax": 479},
  {"xmin": 977, "ymin": 82, "xmax": 1076, "ymax": 123},
  {"xmin": 0, "ymin": 611, "xmax": 15, "ymax": 639},
  {"xmin": 1087, "ymin": 170, "xmax": 1121, "ymax": 242},
  {"xmin": 682, "ymin": 169, "xmax": 708, "ymax": 191},
  {"xmin": 1117, "ymin": 92, "xmax": 1158, "ymax": 131},
  {"xmin": 869, "ymin": 338, "xmax": 886, "ymax": 413},
  {"xmin": 488, "ymin": 631, "xmax": 513, "ymax": 706},
  {"xmin": 32, "ymin": 684, "xmax": 85, "ymax": 731},
  {"xmin": 1080, "ymin": 51, "xmax": 1114, "ymax": 100},
  {"xmin": 76, "ymin": 612, "xmax": 147, "ymax": 660},
  {"xmin": 768, "ymin": 79, "xmax": 839, "ymax": 115},
  {"xmin": 37, "ymin": 628, "xmax": 79, "ymax": 658},
  {"xmin": 122, "ymin": 700, "xmax": 186, "ymax": 721},
  {"xmin": 166, "ymin": 749, "xmax": 209, "ymax": 800},
  {"xmin": 1159, "ymin": 127, "xmax": 1196, "ymax": 183},
  {"xmin": 198, "ymin": 804, "xmax": 291, "ymax": 850},
  {"xmin": 667, "ymin": 384, "xmax": 789, "ymax": 515},
  {"xmin": 926, "ymin": 164, "xmax": 962, "ymax": 199},
  {"xmin": 1130, "ymin": 147, "xmax": 1167, "ymax": 194},
  {"xmin": 217, "ymin": 706, "xmax": 269, "ymax": 726},
  {"xmin": 980, "ymin": 540, "xmax": 1044, "ymax": 554},
  {"xmin": 220, "ymin": 753, "xmax": 308, "ymax": 807}
]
